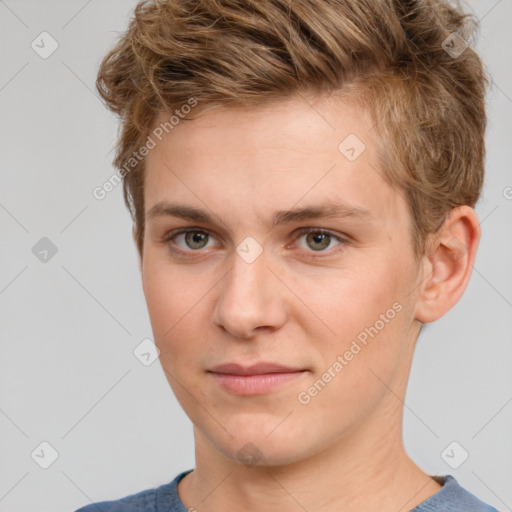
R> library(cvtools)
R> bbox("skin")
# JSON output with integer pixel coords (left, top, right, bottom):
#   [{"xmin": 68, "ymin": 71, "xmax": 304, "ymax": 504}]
[{"xmin": 138, "ymin": 91, "xmax": 480, "ymax": 512}]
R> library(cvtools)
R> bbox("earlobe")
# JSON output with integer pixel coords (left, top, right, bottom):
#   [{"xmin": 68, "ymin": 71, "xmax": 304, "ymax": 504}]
[{"xmin": 414, "ymin": 206, "xmax": 481, "ymax": 324}]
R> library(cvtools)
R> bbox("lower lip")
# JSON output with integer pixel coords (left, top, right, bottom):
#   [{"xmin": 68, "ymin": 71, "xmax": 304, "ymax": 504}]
[{"xmin": 209, "ymin": 371, "xmax": 307, "ymax": 395}]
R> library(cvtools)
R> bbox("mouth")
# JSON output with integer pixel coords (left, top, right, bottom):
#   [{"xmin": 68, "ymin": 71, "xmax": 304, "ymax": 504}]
[{"xmin": 207, "ymin": 362, "xmax": 309, "ymax": 395}]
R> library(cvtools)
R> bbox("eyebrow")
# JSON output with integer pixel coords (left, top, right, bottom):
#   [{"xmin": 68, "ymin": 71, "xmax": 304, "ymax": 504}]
[{"xmin": 146, "ymin": 201, "xmax": 374, "ymax": 229}]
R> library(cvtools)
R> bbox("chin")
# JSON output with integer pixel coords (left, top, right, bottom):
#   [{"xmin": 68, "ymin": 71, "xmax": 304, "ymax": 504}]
[
  {"xmin": 205, "ymin": 415, "xmax": 320, "ymax": 468},
  {"xmin": 222, "ymin": 438, "xmax": 307, "ymax": 468}
]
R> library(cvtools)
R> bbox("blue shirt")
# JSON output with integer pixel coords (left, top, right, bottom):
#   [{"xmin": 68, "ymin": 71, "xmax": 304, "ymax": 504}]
[{"xmin": 75, "ymin": 471, "xmax": 499, "ymax": 512}]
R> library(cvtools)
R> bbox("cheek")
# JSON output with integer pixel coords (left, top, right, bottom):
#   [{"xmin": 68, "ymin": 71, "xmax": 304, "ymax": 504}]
[
  {"xmin": 294, "ymin": 295, "xmax": 407, "ymax": 436},
  {"xmin": 142, "ymin": 265, "xmax": 209, "ymax": 413},
  {"xmin": 291, "ymin": 258, "xmax": 403, "ymax": 338},
  {"xmin": 296, "ymin": 259, "xmax": 408, "ymax": 386},
  {"xmin": 142, "ymin": 259, "xmax": 201, "ymax": 358}
]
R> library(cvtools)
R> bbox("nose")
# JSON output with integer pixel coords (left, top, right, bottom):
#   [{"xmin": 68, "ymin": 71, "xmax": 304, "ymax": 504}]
[{"xmin": 212, "ymin": 246, "xmax": 287, "ymax": 339}]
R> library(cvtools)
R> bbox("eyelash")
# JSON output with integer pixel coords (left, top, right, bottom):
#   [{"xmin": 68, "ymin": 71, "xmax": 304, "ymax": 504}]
[{"xmin": 162, "ymin": 227, "xmax": 348, "ymax": 258}]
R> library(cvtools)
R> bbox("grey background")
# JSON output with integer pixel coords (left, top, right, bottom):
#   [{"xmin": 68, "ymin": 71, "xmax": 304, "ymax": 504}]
[{"xmin": 0, "ymin": 1, "xmax": 511, "ymax": 511}]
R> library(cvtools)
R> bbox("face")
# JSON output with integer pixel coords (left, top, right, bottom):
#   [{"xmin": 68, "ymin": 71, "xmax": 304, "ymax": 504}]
[{"xmin": 141, "ymin": 93, "xmax": 423, "ymax": 467}]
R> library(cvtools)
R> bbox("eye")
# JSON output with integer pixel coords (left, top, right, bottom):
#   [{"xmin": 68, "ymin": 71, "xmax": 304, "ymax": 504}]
[
  {"xmin": 163, "ymin": 227, "xmax": 347, "ymax": 256},
  {"xmin": 167, "ymin": 229, "xmax": 216, "ymax": 251},
  {"xmin": 294, "ymin": 228, "xmax": 346, "ymax": 254}
]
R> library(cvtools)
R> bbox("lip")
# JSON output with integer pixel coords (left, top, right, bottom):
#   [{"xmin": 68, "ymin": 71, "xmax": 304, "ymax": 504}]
[
  {"xmin": 209, "ymin": 362, "xmax": 304, "ymax": 375},
  {"xmin": 208, "ymin": 362, "xmax": 308, "ymax": 395}
]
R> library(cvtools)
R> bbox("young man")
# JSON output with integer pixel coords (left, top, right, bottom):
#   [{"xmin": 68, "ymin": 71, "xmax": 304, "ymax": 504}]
[{"xmin": 77, "ymin": 0, "xmax": 498, "ymax": 510}]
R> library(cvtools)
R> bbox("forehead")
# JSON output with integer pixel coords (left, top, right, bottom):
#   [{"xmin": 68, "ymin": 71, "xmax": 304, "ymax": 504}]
[{"xmin": 144, "ymin": 94, "xmax": 409, "ymax": 235}]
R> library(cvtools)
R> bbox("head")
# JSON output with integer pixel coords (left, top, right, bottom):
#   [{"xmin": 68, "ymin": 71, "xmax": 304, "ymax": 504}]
[{"xmin": 96, "ymin": 0, "xmax": 487, "ymax": 467}]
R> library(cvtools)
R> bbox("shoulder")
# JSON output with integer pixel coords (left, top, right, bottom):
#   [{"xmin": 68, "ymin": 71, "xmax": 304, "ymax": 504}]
[
  {"xmin": 74, "ymin": 486, "xmax": 161, "ymax": 512},
  {"xmin": 411, "ymin": 475, "xmax": 499, "ymax": 512},
  {"xmin": 74, "ymin": 470, "xmax": 192, "ymax": 512}
]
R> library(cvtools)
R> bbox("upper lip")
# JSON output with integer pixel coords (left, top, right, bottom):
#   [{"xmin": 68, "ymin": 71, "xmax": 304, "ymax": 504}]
[{"xmin": 208, "ymin": 363, "xmax": 305, "ymax": 376}]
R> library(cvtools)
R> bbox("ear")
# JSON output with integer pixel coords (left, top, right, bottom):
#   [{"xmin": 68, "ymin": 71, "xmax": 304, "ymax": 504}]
[
  {"xmin": 133, "ymin": 224, "xmax": 142, "ymax": 272},
  {"xmin": 414, "ymin": 205, "xmax": 481, "ymax": 324}
]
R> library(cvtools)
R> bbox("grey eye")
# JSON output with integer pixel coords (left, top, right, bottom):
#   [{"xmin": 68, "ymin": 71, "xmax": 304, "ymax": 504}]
[
  {"xmin": 177, "ymin": 231, "xmax": 211, "ymax": 250},
  {"xmin": 305, "ymin": 232, "xmax": 332, "ymax": 251}
]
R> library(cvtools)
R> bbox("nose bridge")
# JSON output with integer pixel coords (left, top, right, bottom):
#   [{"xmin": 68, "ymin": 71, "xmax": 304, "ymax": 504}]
[{"xmin": 213, "ymin": 245, "xmax": 284, "ymax": 338}]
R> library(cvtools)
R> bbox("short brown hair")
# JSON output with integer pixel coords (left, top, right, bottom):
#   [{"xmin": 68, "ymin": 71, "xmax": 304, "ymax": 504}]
[{"xmin": 96, "ymin": 0, "xmax": 488, "ymax": 258}]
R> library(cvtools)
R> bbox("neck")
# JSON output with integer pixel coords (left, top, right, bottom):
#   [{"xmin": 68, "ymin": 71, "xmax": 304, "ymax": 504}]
[{"xmin": 178, "ymin": 408, "xmax": 441, "ymax": 512}]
